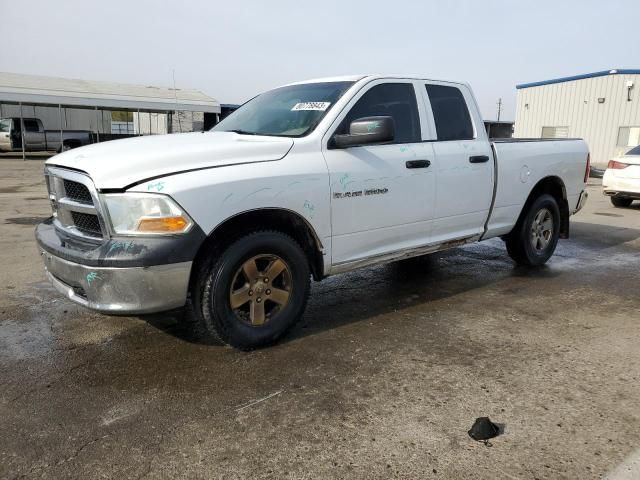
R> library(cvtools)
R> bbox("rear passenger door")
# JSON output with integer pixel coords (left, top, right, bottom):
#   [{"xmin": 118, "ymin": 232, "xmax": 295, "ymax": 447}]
[
  {"xmin": 23, "ymin": 119, "xmax": 46, "ymax": 151},
  {"xmin": 422, "ymin": 83, "xmax": 494, "ymax": 243}
]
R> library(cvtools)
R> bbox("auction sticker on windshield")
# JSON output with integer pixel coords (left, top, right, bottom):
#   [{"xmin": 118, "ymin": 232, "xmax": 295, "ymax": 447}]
[{"xmin": 291, "ymin": 102, "xmax": 331, "ymax": 111}]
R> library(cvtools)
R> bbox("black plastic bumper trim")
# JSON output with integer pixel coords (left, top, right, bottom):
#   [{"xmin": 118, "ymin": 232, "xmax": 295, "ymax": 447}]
[{"xmin": 35, "ymin": 217, "xmax": 206, "ymax": 268}]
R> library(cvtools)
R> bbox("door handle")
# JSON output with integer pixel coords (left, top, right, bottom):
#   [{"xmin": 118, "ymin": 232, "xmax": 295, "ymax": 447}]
[
  {"xmin": 469, "ymin": 155, "xmax": 490, "ymax": 163},
  {"xmin": 405, "ymin": 159, "xmax": 431, "ymax": 169}
]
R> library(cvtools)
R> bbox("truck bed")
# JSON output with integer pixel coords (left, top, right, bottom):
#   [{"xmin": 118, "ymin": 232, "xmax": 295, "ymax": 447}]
[
  {"xmin": 491, "ymin": 138, "xmax": 582, "ymax": 143},
  {"xmin": 484, "ymin": 138, "xmax": 589, "ymax": 239},
  {"xmin": 44, "ymin": 130, "xmax": 92, "ymax": 134}
]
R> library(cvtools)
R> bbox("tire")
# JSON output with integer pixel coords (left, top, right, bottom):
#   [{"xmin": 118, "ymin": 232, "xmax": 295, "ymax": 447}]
[
  {"xmin": 505, "ymin": 194, "xmax": 561, "ymax": 266},
  {"xmin": 192, "ymin": 231, "xmax": 310, "ymax": 350},
  {"xmin": 58, "ymin": 143, "xmax": 72, "ymax": 154},
  {"xmin": 611, "ymin": 197, "xmax": 633, "ymax": 208}
]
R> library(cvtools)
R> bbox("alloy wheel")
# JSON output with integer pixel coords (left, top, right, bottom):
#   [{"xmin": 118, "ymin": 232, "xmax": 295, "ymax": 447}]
[
  {"xmin": 229, "ymin": 254, "xmax": 292, "ymax": 326},
  {"xmin": 530, "ymin": 208, "xmax": 554, "ymax": 252}
]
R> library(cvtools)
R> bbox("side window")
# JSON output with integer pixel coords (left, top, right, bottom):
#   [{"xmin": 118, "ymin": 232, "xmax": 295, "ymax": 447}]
[
  {"xmin": 425, "ymin": 84, "xmax": 474, "ymax": 141},
  {"xmin": 337, "ymin": 83, "xmax": 421, "ymax": 144},
  {"xmin": 24, "ymin": 119, "xmax": 39, "ymax": 132}
]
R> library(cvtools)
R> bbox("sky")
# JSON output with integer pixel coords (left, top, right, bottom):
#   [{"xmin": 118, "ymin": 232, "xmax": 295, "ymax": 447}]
[{"xmin": 1, "ymin": 0, "xmax": 639, "ymax": 121}]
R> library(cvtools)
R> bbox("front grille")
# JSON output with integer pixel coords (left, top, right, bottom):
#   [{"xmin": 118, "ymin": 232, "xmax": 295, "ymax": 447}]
[
  {"xmin": 70, "ymin": 211, "xmax": 102, "ymax": 237},
  {"xmin": 46, "ymin": 167, "xmax": 105, "ymax": 241},
  {"xmin": 63, "ymin": 180, "xmax": 93, "ymax": 204}
]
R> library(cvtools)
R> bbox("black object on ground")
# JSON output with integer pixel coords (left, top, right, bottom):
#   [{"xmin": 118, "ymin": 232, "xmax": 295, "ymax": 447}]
[{"xmin": 468, "ymin": 417, "xmax": 501, "ymax": 441}]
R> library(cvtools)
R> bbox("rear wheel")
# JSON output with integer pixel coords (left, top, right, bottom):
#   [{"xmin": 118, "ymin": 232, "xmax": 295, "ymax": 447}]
[
  {"xmin": 611, "ymin": 197, "xmax": 633, "ymax": 208},
  {"xmin": 192, "ymin": 231, "xmax": 310, "ymax": 350},
  {"xmin": 58, "ymin": 142, "xmax": 73, "ymax": 153},
  {"xmin": 505, "ymin": 194, "xmax": 560, "ymax": 266}
]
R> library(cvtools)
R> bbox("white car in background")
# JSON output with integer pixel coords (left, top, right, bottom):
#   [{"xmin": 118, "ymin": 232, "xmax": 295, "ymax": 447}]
[{"xmin": 603, "ymin": 145, "xmax": 640, "ymax": 207}]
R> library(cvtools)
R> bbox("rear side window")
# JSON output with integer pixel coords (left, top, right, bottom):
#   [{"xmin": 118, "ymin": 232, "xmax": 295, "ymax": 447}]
[
  {"xmin": 628, "ymin": 145, "xmax": 640, "ymax": 155},
  {"xmin": 425, "ymin": 84, "xmax": 474, "ymax": 141},
  {"xmin": 337, "ymin": 83, "xmax": 421, "ymax": 144},
  {"xmin": 24, "ymin": 119, "xmax": 39, "ymax": 132}
]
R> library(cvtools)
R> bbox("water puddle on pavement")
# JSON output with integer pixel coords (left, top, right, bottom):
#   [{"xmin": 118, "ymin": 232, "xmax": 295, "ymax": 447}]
[{"xmin": 1, "ymin": 281, "xmax": 137, "ymax": 361}]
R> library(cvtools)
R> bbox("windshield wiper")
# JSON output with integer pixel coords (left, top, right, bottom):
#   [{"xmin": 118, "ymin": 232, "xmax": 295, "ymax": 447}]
[
  {"xmin": 225, "ymin": 129, "xmax": 259, "ymax": 135},
  {"xmin": 222, "ymin": 129, "xmax": 290, "ymax": 137}
]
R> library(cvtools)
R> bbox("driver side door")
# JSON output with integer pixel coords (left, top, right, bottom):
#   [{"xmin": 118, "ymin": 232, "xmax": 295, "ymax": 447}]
[{"xmin": 322, "ymin": 80, "xmax": 436, "ymax": 269}]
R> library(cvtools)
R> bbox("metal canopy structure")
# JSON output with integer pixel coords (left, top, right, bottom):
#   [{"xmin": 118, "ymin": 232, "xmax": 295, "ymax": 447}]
[
  {"xmin": 0, "ymin": 72, "xmax": 220, "ymax": 113},
  {"xmin": 0, "ymin": 72, "xmax": 221, "ymax": 160}
]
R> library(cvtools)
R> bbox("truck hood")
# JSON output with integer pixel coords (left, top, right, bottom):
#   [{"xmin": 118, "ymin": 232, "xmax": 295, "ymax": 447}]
[{"xmin": 46, "ymin": 131, "xmax": 294, "ymax": 189}]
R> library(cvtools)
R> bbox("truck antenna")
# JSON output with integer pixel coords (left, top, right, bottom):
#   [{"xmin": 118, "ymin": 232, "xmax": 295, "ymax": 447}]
[{"xmin": 172, "ymin": 69, "xmax": 182, "ymax": 133}]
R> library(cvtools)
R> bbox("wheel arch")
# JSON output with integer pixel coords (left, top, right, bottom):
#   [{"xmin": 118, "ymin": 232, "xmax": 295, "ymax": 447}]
[
  {"xmin": 512, "ymin": 176, "xmax": 570, "ymax": 239},
  {"xmin": 58, "ymin": 139, "xmax": 81, "ymax": 153},
  {"xmin": 190, "ymin": 208, "xmax": 325, "ymax": 289}
]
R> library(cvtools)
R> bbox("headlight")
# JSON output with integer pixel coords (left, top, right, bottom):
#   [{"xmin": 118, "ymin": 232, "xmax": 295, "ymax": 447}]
[{"xmin": 102, "ymin": 193, "xmax": 193, "ymax": 235}]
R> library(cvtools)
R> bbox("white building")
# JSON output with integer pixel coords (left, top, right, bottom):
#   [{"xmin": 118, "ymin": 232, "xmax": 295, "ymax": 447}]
[{"xmin": 514, "ymin": 69, "xmax": 640, "ymax": 168}]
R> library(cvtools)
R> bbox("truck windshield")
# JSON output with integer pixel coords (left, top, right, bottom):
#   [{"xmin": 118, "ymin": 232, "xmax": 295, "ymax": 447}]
[
  {"xmin": 212, "ymin": 81, "xmax": 354, "ymax": 137},
  {"xmin": 0, "ymin": 119, "xmax": 11, "ymax": 132}
]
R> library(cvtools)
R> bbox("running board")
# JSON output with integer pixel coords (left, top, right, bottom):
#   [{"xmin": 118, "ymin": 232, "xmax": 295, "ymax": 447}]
[{"xmin": 330, "ymin": 235, "xmax": 480, "ymax": 275}]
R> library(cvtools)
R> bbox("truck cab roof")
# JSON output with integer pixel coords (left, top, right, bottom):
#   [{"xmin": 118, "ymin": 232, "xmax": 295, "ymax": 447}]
[{"xmin": 284, "ymin": 74, "xmax": 469, "ymax": 88}]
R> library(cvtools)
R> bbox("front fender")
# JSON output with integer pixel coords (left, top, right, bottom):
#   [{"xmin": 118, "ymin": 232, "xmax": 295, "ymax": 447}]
[{"xmin": 126, "ymin": 156, "xmax": 332, "ymax": 258}]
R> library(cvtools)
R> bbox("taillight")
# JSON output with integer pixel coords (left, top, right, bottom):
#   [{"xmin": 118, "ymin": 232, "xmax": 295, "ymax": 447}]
[
  {"xmin": 607, "ymin": 160, "xmax": 629, "ymax": 170},
  {"xmin": 584, "ymin": 153, "xmax": 590, "ymax": 183}
]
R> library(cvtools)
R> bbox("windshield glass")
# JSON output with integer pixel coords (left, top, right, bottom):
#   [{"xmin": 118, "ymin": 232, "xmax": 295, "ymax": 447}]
[
  {"xmin": 0, "ymin": 119, "xmax": 11, "ymax": 133},
  {"xmin": 212, "ymin": 81, "xmax": 354, "ymax": 137}
]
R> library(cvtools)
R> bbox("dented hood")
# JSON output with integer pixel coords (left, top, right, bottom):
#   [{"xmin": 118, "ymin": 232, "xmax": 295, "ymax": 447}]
[{"xmin": 46, "ymin": 131, "xmax": 294, "ymax": 189}]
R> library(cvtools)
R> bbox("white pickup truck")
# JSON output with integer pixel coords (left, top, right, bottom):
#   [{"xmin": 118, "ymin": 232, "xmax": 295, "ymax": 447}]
[{"xmin": 36, "ymin": 75, "xmax": 590, "ymax": 349}]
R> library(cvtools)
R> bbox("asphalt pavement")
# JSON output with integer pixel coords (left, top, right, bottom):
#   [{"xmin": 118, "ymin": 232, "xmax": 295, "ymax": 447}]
[{"xmin": 1, "ymin": 158, "xmax": 639, "ymax": 479}]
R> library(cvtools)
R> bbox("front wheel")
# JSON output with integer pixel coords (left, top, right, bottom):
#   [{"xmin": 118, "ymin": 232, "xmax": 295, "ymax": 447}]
[
  {"xmin": 611, "ymin": 197, "xmax": 633, "ymax": 208},
  {"xmin": 192, "ymin": 231, "xmax": 310, "ymax": 350},
  {"xmin": 505, "ymin": 194, "xmax": 561, "ymax": 266}
]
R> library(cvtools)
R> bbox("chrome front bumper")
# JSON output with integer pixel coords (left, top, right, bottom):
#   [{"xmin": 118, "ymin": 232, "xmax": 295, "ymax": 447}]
[{"xmin": 40, "ymin": 249, "xmax": 192, "ymax": 314}]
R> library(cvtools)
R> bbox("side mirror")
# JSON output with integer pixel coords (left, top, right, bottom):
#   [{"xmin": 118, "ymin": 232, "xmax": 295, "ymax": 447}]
[{"xmin": 331, "ymin": 116, "xmax": 394, "ymax": 148}]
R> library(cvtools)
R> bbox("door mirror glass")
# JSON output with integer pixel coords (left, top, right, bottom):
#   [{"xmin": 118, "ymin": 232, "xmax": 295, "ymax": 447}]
[{"xmin": 331, "ymin": 116, "xmax": 395, "ymax": 148}]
